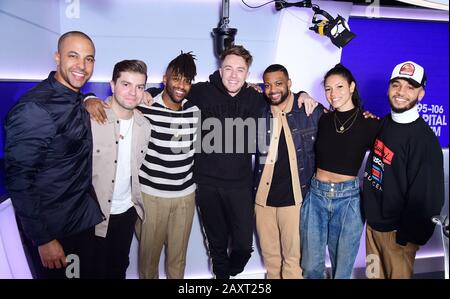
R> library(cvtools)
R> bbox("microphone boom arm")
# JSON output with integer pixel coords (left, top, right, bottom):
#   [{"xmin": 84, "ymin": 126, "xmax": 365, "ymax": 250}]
[
  {"xmin": 218, "ymin": 0, "xmax": 230, "ymax": 29},
  {"xmin": 213, "ymin": 0, "xmax": 237, "ymax": 56}
]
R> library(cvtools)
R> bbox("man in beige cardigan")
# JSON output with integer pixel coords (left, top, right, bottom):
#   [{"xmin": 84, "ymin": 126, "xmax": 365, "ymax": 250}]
[{"xmin": 91, "ymin": 60, "xmax": 151, "ymax": 278}]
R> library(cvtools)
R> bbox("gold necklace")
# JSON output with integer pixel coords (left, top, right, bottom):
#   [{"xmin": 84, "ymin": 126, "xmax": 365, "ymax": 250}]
[{"xmin": 334, "ymin": 108, "xmax": 359, "ymax": 134}]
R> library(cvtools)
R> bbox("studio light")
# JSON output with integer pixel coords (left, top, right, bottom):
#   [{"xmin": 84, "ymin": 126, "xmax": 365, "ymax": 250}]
[
  {"xmin": 212, "ymin": 0, "xmax": 237, "ymax": 56},
  {"xmin": 275, "ymin": 1, "xmax": 356, "ymax": 48},
  {"xmin": 309, "ymin": 4, "xmax": 355, "ymax": 48}
]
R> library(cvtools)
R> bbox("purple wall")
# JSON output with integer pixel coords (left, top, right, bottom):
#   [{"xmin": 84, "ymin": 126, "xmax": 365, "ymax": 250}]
[{"xmin": 341, "ymin": 18, "xmax": 449, "ymax": 147}]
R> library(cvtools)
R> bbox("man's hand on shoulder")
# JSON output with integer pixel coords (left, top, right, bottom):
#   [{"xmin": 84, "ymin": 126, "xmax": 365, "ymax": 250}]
[
  {"xmin": 297, "ymin": 92, "xmax": 319, "ymax": 116},
  {"xmin": 141, "ymin": 91, "xmax": 154, "ymax": 107},
  {"xmin": 362, "ymin": 110, "xmax": 379, "ymax": 119},
  {"xmin": 84, "ymin": 97, "xmax": 109, "ymax": 124}
]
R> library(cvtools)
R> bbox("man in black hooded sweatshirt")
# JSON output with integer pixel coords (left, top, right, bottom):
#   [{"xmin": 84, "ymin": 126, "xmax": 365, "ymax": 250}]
[
  {"xmin": 184, "ymin": 45, "xmax": 315, "ymax": 278},
  {"xmin": 187, "ymin": 46, "xmax": 262, "ymax": 279}
]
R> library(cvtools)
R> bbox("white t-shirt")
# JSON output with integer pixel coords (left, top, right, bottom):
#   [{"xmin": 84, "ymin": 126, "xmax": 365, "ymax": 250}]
[{"xmin": 110, "ymin": 117, "xmax": 134, "ymax": 215}]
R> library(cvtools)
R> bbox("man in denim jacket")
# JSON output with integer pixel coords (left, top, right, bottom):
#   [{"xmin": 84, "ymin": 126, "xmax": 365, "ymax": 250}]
[{"xmin": 254, "ymin": 64, "xmax": 323, "ymax": 278}]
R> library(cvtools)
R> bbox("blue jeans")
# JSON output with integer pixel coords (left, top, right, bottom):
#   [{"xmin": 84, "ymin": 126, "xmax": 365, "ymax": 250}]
[{"xmin": 300, "ymin": 177, "xmax": 364, "ymax": 279}]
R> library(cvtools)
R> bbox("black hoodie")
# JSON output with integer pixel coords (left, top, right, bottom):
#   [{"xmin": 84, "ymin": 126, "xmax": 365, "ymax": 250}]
[{"xmin": 187, "ymin": 70, "xmax": 266, "ymax": 188}]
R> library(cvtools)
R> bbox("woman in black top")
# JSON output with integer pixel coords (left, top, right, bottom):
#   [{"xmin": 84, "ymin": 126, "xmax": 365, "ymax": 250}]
[{"xmin": 300, "ymin": 64, "xmax": 379, "ymax": 279}]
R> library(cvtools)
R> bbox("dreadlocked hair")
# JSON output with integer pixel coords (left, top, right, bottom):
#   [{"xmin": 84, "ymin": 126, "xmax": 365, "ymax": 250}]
[{"xmin": 166, "ymin": 51, "xmax": 197, "ymax": 82}]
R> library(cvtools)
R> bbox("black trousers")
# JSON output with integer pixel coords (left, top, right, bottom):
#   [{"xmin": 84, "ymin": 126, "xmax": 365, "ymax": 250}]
[
  {"xmin": 20, "ymin": 224, "xmax": 97, "ymax": 279},
  {"xmin": 94, "ymin": 207, "xmax": 137, "ymax": 279},
  {"xmin": 196, "ymin": 184, "xmax": 254, "ymax": 279}
]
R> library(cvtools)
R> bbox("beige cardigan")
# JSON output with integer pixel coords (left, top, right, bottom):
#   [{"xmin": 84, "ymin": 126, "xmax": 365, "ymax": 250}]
[{"xmin": 91, "ymin": 100, "xmax": 151, "ymax": 237}]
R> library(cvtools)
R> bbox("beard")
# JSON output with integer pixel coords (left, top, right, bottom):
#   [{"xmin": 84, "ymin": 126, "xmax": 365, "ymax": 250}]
[
  {"xmin": 390, "ymin": 97, "xmax": 419, "ymax": 113},
  {"xmin": 268, "ymin": 90, "xmax": 289, "ymax": 106}
]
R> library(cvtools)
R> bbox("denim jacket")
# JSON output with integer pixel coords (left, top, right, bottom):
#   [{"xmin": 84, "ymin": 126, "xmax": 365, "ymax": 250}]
[{"xmin": 254, "ymin": 94, "xmax": 323, "ymax": 199}]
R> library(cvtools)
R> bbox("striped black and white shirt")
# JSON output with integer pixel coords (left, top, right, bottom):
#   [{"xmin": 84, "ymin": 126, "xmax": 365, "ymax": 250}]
[{"xmin": 137, "ymin": 92, "xmax": 199, "ymax": 198}]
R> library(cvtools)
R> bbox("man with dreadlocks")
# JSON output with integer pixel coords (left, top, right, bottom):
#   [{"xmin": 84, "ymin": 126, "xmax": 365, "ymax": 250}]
[{"xmin": 133, "ymin": 52, "xmax": 199, "ymax": 279}]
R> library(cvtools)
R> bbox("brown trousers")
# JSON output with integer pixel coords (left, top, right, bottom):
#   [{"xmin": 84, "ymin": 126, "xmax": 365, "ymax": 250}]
[
  {"xmin": 255, "ymin": 204, "xmax": 303, "ymax": 279},
  {"xmin": 135, "ymin": 192, "xmax": 195, "ymax": 279},
  {"xmin": 365, "ymin": 224, "xmax": 419, "ymax": 279}
]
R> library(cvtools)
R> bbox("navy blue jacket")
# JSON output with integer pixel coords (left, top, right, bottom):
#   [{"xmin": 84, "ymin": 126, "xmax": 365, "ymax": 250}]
[
  {"xmin": 254, "ymin": 94, "xmax": 323, "ymax": 199},
  {"xmin": 4, "ymin": 72, "xmax": 103, "ymax": 246}
]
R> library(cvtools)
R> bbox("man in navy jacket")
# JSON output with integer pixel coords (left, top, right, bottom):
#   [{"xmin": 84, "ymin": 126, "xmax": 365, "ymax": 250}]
[{"xmin": 4, "ymin": 31, "xmax": 103, "ymax": 279}]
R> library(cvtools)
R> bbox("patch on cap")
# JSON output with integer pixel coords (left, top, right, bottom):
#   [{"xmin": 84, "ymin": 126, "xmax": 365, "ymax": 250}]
[
  {"xmin": 398, "ymin": 63, "xmax": 415, "ymax": 76},
  {"xmin": 390, "ymin": 61, "xmax": 426, "ymax": 88}
]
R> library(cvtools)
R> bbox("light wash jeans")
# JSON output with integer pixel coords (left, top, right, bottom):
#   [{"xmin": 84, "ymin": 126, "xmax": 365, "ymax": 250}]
[{"xmin": 300, "ymin": 176, "xmax": 364, "ymax": 279}]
